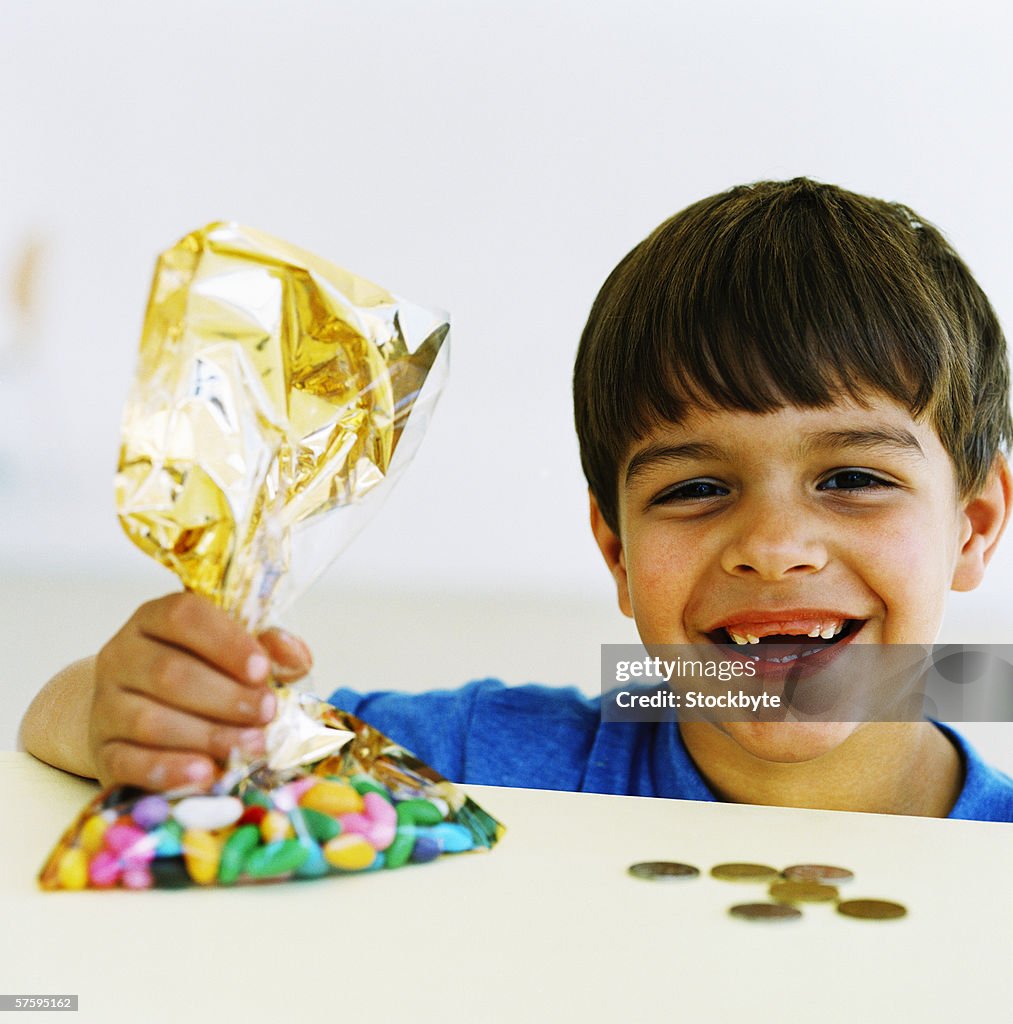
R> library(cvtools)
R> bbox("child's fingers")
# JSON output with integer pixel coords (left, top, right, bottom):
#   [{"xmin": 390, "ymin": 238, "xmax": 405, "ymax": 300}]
[
  {"xmin": 100, "ymin": 637, "xmax": 276, "ymax": 728},
  {"xmin": 99, "ymin": 690, "xmax": 268, "ymax": 764},
  {"xmin": 131, "ymin": 592, "xmax": 272, "ymax": 686},
  {"xmin": 258, "ymin": 628, "xmax": 313, "ymax": 681},
  {"xmin": 96, "ymin": 740, "xmax": 220, "ymax": 792}
]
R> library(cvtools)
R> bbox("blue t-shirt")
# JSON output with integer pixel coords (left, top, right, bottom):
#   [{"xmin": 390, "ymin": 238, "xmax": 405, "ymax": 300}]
[{"xmin": 327, "ymin": 679, "xmax": 1013, "ymax": 823}]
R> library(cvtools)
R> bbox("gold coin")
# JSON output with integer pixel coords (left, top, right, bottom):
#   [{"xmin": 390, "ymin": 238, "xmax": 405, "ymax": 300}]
[
  {"xmin": 710, "ymin": 862, "xmax": 779, "ymax": 882},
  {"xmin": 628, "ymin": 861, "xmax": 700, "ymax": 881},
  {"xmin": 769, "ymin": 881, "xmax": 839, "ymax": 903},
  {"xmin": 837, "ymin": 899, "xmax": 907, "ymax": 920},
  {"xmin": 729, "ymin": 902, "xmax": 802, "ymax": 922},
  {"xmin": 783, "ymin": 864, "xmax": 854, "ymax": 884}
]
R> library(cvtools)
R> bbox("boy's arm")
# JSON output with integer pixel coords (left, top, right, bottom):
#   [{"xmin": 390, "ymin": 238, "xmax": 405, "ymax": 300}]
[{"xmin": 18, "ymin": 657, "xmax": 100, "ymax": 779}]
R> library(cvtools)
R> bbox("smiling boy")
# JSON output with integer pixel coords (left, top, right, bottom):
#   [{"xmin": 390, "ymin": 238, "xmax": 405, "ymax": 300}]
[{"xmin": 19, "ymin": 178, "xmax": 1013, "ymax": 821}]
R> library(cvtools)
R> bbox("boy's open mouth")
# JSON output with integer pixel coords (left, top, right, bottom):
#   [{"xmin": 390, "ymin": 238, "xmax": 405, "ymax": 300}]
[{"xmin": 705, "ymin": 618, "xmax": 864, "ymax": 663}]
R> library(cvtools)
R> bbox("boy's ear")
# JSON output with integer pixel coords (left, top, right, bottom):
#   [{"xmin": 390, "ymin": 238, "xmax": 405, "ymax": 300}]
[
  {"xmin": 951, "ymin": 456, "xmax": 1012, "ymax": 592},
  {"xmin": 589, "ymin": 491, "xmax": 633, "ymax": 618}
]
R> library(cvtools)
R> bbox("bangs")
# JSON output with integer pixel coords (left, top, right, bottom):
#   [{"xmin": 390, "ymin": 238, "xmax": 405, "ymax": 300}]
[{"xmin": 606, "ymin": 185, "xmax": 964, "ymax": 440}]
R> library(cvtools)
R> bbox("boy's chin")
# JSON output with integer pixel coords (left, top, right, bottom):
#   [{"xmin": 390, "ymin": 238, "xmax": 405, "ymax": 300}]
[{"xmin": 718, "ymin": 720, "xmax": 863, "ymax": 763}]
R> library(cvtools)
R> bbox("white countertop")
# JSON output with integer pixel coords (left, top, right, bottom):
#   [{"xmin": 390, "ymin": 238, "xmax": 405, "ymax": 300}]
[{"xmin": 2, "ymin": 752, "xmax": 1010, "ymax": 1023}]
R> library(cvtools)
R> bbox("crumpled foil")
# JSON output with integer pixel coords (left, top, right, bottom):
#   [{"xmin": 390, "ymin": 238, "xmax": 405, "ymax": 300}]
[{"xmin": 39, "ymin": 223, "xmax": 504, "ymax": 890}]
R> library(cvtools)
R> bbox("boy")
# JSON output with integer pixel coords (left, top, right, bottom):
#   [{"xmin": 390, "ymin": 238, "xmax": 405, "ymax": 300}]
[{"xmin": 18, "ymin": 178, "xmax": 1013, "ymax": 820}]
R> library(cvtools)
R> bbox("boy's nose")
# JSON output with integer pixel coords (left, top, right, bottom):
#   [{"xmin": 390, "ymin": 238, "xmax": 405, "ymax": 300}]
[{"xmin": 719, "ymin": 509, "xmax": 829, "ymax": 581}]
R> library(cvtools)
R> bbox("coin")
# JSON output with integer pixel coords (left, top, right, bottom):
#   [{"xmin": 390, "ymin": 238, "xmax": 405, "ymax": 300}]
[
  {"xmin": 837, "ymin": 899, "xmax": 907, "ymax": 920},
  {"xmin": 628, "ymin": 861, "xmax": 700, "ymax": 881},
  {"xmin": 710, "ymin": 862, "xmax": 779, "ymax": 882},
  {"xmin": 729, "ymin": 902, "xmax": 802, "ymax": 923},
  {"xmin": 783, "ymin": 864, "xmax": 854, "ymax": 884},
  {"xmin": 769, "ymin": 881, "xmax": 839, "ymax": 903}
]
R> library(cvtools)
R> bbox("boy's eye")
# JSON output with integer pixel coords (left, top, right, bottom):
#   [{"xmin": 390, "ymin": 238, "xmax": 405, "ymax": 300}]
[
  {"xmin": 818, "ymin": 470, "xmax": 892, "ymax": 491},
  {"xmin": 653, "ymin": 479, "xmax": 729, "ymax": 503}
]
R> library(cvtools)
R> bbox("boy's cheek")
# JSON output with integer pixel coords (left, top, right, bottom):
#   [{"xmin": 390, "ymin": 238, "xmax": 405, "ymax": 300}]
[
  {"xmin": 853, "ymin": 540, "xmax": 950, "ymax": 644},
  {"xmin": 626, "ymin": 557, "xmax": 697, "ymax": 643}
]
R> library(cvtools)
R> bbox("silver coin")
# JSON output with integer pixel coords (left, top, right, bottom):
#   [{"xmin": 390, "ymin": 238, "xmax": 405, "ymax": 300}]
[
  {"xmin": 783, "ymin": 864, "xmax": 854, "ymax": 884},
  {"xmin": 628, "ymin": 861, "xmax": 700, "ymax": 881},
  {"xmin": 729, "ymin": 902, "xmax": 802, "ymax": 922}
]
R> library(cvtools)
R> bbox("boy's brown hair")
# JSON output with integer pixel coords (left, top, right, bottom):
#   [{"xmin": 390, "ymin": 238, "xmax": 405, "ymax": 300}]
[{"xmin": 573, "ymin": 177, "xmax": 1012, "ymax": 532}]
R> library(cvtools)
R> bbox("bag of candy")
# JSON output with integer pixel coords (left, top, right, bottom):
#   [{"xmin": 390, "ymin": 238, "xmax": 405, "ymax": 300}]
[{"xmin": 39, "ymin": 223, "xmax": 503, "ymax": 890}]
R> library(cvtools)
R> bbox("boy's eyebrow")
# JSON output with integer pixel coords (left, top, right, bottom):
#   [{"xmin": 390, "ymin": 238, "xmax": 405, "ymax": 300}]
[
  {"xmin": 801, "ymin": 427, "xmax": 925, "ymax": 458},
  {"xmin": 624, "ymin": 428, "xmax": 925, "ymax": 485},
  {"xmin": 625, "ymin": 442, "xmax": 728, "ymax": 484}
]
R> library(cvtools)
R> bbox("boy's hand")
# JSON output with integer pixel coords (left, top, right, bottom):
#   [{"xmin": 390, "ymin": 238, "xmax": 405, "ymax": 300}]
[{"xmin": 89, "ymin": 592, "xmax": 313, "ymax": 791}]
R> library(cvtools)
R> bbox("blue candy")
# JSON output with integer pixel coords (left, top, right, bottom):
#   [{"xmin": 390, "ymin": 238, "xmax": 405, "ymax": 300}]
[
  {"xmin": 428, "ymin": 823, "xmax": 474, "ymax": 853},
  {"xmin": 409, "ymin": 835, "xmax": 441, "ymax": 863},
  {"xmin": 293, "ymin": 841, "xmax": 330, "ymax": 880},
  {"xmin": 152, "ymin": 821, "xmax": 183, "ymax": 857}
]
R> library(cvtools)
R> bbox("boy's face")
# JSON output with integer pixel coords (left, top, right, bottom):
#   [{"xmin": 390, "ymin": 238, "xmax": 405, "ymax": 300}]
[{"xmin": 592, "ymin": 392, "xmax": 998, "ymax": 761}]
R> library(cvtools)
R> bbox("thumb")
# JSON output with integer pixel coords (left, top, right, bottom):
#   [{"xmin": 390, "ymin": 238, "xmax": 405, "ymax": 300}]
[{"xmin": 257, "ymin": 628, "xmax": 314, "ymax": 682}]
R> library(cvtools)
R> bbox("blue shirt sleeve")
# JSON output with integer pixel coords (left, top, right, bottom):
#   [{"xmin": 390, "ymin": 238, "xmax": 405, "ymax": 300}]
[
  {"xmin": 935, "ymin": 722, "xmax": 1013, "ymax": 823},
  {"xmin": 327, "ymin": 679, "xmax": 602, "ymax": 791},
  {"xmin": 327, "ymin": 680, "xmax": 493, "ymax": 783}
]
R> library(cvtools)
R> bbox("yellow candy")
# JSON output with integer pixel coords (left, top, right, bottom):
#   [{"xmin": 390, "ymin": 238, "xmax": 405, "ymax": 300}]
[
  {"xmin": 323, "ymin": 834, "xmax": 375, "ymax": 871},
  {"xmin": 260, "ymin": 810, "xmax": 293, "ymax": 844},
  {"xmin": 301, "ymin": 781, "xmax": 363, "ymax": 817},
  {"xmin": 182, "ymin": 829, "xmax": 221, "ymax": 885},
  {"xmin": 80, "ymin": 814, "xmax": 109, "ymax": 855},
  {"xmin": 56, "ymin": 848, "xmax": 88, "ymax": 890}
]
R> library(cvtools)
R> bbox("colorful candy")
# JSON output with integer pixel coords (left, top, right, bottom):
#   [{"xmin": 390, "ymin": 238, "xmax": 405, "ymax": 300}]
[
  {"xmin": 260, "ymin": 809, "xmax": 294, "ymax": 843},
  {"xmin": 56, "ymin": 849, "xmax": 88, "ymax": 890},
  {"xmin": 40, "ymin": 745, "xmax": 503, "ymax": 892},
  {"xmin": 182, "ymin": 829, "xmax": 221, "ymax": 885},
  {"xmin": 131, "ymin": 794, "xmax": 170, "ymax": 829},
  {"xmin": 245, "ymin": 839, "xmax": 309, "ymax": 879},
  {"xmin": 79, "ymin": 813, "xmax": 110, "ymax": 854},
  {"xmin": 299, "ymin": 780, "xmax": 363, "ymax": 817},
  {"xmin": 219, "ymin": 825, "xmax": 261, "ymax": 885},
  {"xmin": 172, "ymin": 795, "xmax": 243, "ymax": 832},
  {"xmin": 323, "ymin": 834, "xmax": 376, "ymax": 871}
]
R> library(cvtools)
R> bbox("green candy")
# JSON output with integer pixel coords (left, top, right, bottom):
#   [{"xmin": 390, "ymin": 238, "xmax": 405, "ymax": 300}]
[
  {"xmin": 384, "ymin": 827, "xmax": 416, "ymax": 869},
  {"xmin": 350, "ymin": 775, "xmax": 392, "ymax": 802},
  {"xmin": 244, "ymin": 839, "xmax": 310, "ymax": 879},
  {"xmin": 218, "ymin": 825, "xmax": 261, "ymax": 885},
  {"xmin": 296, "ymin": 807, "xmax": 342, "ymax": 843},
  {"xmin": 395, "ymin": 798, "xmax": 444, "ymax": 827},
  {"xmin": 241, "ymin": 788, "xmax": 272, "ymax": 809}
]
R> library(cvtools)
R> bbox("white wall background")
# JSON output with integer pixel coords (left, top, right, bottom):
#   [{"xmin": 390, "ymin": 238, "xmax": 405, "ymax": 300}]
[{"xmin": 1, "ymin": 0, "xmax": 1010, "ymax": 767}]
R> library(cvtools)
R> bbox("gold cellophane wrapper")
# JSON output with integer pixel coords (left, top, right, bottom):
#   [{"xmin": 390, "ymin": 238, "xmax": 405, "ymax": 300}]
[
  {"xmin": 39, "ymin": 223, "xmax": 505, "ymax": 890},
  {"xmin": 115, "ymin": 221, "xmax": 449, "ymax": 630}
]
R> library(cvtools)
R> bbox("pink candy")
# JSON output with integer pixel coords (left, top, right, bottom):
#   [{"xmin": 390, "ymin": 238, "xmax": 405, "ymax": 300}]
[
  {"xmin": 337, "ymin": 792, "xmax": 396, "ymax": 851},
  {"xmin": 88, "ymin": 850, "xmax": 121, "ymax": 888},
  {"xmin": 104, "ymin": 823, "xmax": 155, "ymax": 860}
]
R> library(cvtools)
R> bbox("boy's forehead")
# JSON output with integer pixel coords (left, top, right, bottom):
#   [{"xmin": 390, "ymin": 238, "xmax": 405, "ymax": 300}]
[{"xmin": 620, "ymin": 395, "xmax": 945, "ymax": 478}]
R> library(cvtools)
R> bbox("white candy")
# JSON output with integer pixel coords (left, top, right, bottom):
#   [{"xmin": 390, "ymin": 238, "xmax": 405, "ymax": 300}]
[{"xmin": 172, "ymin": 795, "xmax": 243, "ymax": 832}]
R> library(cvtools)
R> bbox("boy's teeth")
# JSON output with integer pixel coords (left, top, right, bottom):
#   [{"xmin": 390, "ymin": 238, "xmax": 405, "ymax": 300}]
[{"xmin": 725, "ymin": 619, "xmax": 848, "ymax": 644}]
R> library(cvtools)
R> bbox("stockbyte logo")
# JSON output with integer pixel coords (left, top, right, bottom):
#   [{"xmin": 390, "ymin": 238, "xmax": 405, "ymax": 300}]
[{"xmin": 599, "ymin": 644, "xmax": 1013, "ymax": 724}]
